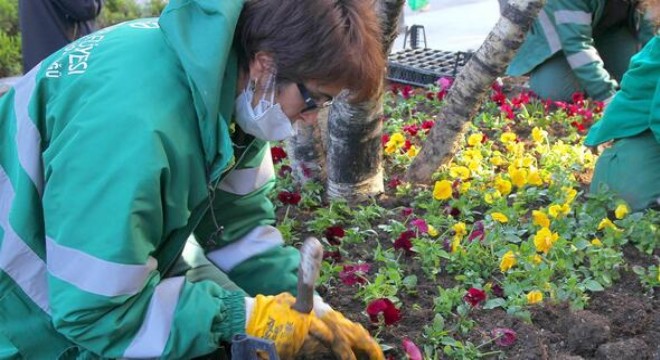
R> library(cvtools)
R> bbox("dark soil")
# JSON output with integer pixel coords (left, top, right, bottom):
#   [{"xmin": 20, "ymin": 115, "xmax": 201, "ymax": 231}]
[{"xmin": 315, "ymin": 223, "xmax": 659, "ymax": 360}]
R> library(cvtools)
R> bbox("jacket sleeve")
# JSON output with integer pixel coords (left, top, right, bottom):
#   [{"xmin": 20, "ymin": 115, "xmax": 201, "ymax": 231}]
[
  {"xmin": 50, "ymin": 0, "xmax": 103, "ymax": 21},
  {"xmin": 196, "ymin": 140, "xmax": 301, "ymax": 297},
  {"xmin": 43, "ymin": 88, "xmax": 245, "ymax": 359},
  {"xmin": 551, "ymin": 0, "xmax": 618, "ymax": 100}
]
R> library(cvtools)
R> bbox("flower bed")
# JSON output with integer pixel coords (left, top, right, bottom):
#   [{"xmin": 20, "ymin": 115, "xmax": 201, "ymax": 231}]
[{"xmin": 271, "ymin": 79, "xmax": 659, "ymax": 359}]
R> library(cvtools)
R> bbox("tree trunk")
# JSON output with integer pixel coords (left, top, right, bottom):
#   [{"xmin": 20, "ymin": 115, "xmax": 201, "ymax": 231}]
[
  {"xmin": 405, "ymin": 0, "xmax": 545, "ymax": 184},
  {"xmin": 325, "ymin": 0, "xmax": 405, "ymax": 202},
  {"xmin": 285, "ymin": 114, "xmax": 327, "ymax": 183}
]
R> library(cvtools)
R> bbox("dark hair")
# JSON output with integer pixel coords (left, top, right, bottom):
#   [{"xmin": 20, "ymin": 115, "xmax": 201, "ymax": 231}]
[{"xmin": 235, "ymin": 0, "xmax": 385, "ymax": 102}]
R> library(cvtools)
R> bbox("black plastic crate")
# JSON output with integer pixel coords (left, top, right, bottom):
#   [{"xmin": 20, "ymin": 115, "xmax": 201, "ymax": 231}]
[{"xmin": 387, "ymin": 48, "xmax": 472, "ymax": 87}]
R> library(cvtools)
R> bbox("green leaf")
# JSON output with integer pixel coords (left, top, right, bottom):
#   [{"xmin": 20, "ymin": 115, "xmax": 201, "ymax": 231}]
[
  {"xmin": 584, "ymin": 279, "xmax": 604, "ymax": 292},
  {"xmin": 483, "ymin": 298, "xmax": 507, "ymax": 309}
]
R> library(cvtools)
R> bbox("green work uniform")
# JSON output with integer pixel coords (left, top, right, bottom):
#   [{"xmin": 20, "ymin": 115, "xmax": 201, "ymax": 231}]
[
  {"xmin": 585, "ymin": 36, "xmax": 660, "ymax": 211},
  {"xmin": 0, "ymin": 0, "xmax": 300, "ymax": 358},
  {"xmin": 507, "ymin": 0, "xmax": 655, "ymax": 102}
]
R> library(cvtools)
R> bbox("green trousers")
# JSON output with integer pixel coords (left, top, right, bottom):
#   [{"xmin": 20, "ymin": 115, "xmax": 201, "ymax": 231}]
[
  {"xmin": 529, "ymin": 26, "xmax": 639, "ymax": 102},
  {"xmin": 590, "ymin": 130, "xmax": 660, "ymax": 212}
]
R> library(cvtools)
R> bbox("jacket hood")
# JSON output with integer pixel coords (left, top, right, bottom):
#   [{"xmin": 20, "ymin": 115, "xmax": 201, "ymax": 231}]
[{"xmin": 159, "ymin": 0, "xmax": 244, "ymax": 180}]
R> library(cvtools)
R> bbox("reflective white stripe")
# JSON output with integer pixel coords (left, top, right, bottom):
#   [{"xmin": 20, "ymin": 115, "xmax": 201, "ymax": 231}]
[
  {"xmin": 217, "ymin": 147, "xmax": 274, "ymax": 195},
  {"xmin": 538, "ymin": 10, "xmax": 561, "ymax": 53},
  {"xmin": 123, "ymin": 277, "xmax": 184, "ymax": 358},
  {"xmin": 46, "ymin": 237, "xmax": 158, "ymax": 297},
  {"xmin": 13, "ymin": 66, "xmax": 44, "ymax": 196},
  {"xmin": 554, "ymin": 10, "xmax": 592, "ymax": 25},
  {"xmin": 207, "ymin": 225, "xmax": 283, "ymax": 272},
  {"xmin": 0, "ymin": 166, "xmax": 50, "ymax": 313},
  {"xmin": 567, "ymin": 48, "xmax": 602, "ymax": 69}
]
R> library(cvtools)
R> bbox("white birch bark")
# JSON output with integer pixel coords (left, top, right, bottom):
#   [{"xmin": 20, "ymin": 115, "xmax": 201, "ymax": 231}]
[{"xmin": 405, "ymin": 0, "xmax": 546, "ymax": 183}]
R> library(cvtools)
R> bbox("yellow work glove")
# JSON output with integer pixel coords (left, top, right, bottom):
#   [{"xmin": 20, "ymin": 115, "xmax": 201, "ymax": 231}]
[
  {"xmin": 245, "ymin": 293, "xmax": 313, "ymax": 358},
  {"xmin": 303, "ymin": 296, "xmax": 384, "ymax": 360}
]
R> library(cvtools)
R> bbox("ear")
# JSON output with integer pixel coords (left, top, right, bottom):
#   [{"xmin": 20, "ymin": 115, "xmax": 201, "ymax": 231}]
[{"xmin": 248, "ymin": 51, "xmax": 276, "ymax": 81}]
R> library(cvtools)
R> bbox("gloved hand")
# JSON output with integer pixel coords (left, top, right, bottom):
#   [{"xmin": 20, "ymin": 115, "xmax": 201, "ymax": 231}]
[
  {"xmin": 245, "ymin": 293, "xmax": 312, "ymax": 358},
  {"xmin": 303, "ymin": 296, "xmax": 384, "ymax": 360}
]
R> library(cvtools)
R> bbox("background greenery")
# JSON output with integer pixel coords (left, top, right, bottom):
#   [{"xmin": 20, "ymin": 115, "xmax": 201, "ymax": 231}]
[{"xmin": 0, "ymin": 0, "xmax": 167, "ymax": 77}]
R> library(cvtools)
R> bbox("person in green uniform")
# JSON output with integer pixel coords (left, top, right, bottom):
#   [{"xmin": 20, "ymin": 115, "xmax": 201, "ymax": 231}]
[
  {"xmin": 585, "ymin": 0, "xmax": 660, "ymax": 211},
  {"xmin": 0, "ymin": 0, "xmax": 386, "ymax": 359},
  {"xmin": 501, "ymin": 0, "xmax": 655, "ymax": 102}
]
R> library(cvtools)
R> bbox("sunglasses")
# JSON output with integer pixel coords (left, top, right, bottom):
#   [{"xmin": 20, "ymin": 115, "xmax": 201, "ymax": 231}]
[{"xmin": 296, "ymin": 83, "xmax": 334, "ymax": 114}]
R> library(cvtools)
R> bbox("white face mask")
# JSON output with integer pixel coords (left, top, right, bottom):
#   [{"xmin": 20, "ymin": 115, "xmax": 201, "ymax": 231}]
[{"xmin": 234, "ymin": 74, "xmax": 295, "ymax": 141}]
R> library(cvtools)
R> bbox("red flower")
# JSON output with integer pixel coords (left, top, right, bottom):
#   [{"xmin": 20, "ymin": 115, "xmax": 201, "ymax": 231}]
[
  {"xmin": 366, "ymin": 298, "xmax": 401, "ymax": 325},
  {"xmin": 323, "ymin": 250, "xmax": 342, "ymax": 263},
  {"xmin": 571, "ymin": 91, "xmax": 585, "ymax": 105},
  {"xmin": 491, "ymin": 283, "xmax": 505, "ymax": 298},
  {"xmin": 571, "ymin": 121, "xmax": 586, "ymax": 133},
  {"xmin": 425, "ymin": 91, "xmax": 436, "ymax": 101},
  {"xmin": 491, "ymin": 91, "xmax": 506, "ymax": 106},
  {"xmin": 402, "ymin": 338, "xmax": 422, "ymax": 360},
  {"xmin": 491, "ymin": 328, "xmax": 517, "ymax": 347},
  {"xmin": 403, "ymin": 124, "xmax": 419, "ymax": 137},
  {"xmin": 270, "ymin": 146, "xmax": 287, "ymax": 164},
  {"xmin": 401, "ymin": 207, "xmax": 413, "ymax": 217},
  {"xmin": 444, "ymin": 206, "xmax": 461, "ymax": 218},
  {"xmin": 277, "ymin": 165, "xmax": 292, "ymax": 177},
  {"xmin": 436, "ymin": 89, "xmax": 447, "ymax": 101},
  {"xmin": 511, "ymin": 92, "xmax": 530, "ymax": 109},
  {"xmin": 421, "ymin": 120, "xmax": 435, "ymax": 132},
  {"xmin": 390, "ymin": 84, "xmax": 400, "ymax": 95},
  {"xmin": 381, "ymin": 133, "xmax": 390, "ymax": 146},
  {"xmin": 593, "ymin": 100, "xmax": 605, "ymax": 113},
  {"xmin": 387, "ymin": 176, "xmax": 402, "ymax": 189},
  {"xmin": 409, "ymin": 218, "xmax": 428, "ymax": 234},
  {"xmin": 467, "ymin": 221, "xmax": 485, "ymax": 242},
  {"xmin": 339, "ymin": 263, "xmax": 370, "ymax": 286},
  {"xmin": 324, "ymin": 225, "xmax": 345, "ymax": 246},
  {"xmin": 500, "ymin": 104, "xmax": 515, "ymax": 120},
  {"xmin": 394, "ymin": 230, "xmax": 415, "ymax": 254},
  {"xmin": 401, "ymin": 85, "xmax": 414, "ymax": 99},
  {"xmin": 401, "ymin": 139, "xmax": 412, "ymax": 152},
  {"xmin": 277, "ymin": 191, "xmax": 301, "ymax": 205},
  {"xmin": 463, "ymin": 287, "xmax": 487, "ymax": 307}
]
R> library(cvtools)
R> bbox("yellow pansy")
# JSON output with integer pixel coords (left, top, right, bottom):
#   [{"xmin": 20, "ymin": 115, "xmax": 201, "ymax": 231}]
[
  {"xmin": 526, "ymin": 290, "xmax": 544, "ymax": 304},
  {"xmin": 484, "ymin": 191, "xmax": 501, "ymax": 204},
  {"xmin": 522, "ymin": 155, "xmax": 536, "ymax": 168},
  {"xmin": 494, "ymin": 176, "xmax": 512, "ymax": 195},
  {"xmin": 548, "ymin": 203, "xmax": 570, "ymax": 218},
  {"xmin": 527, "ymin": 169, "xmax": 543, "ymax": 186},
  {"xmin": 463, "ymin": 149, "xmax": 484, "ymax": 162},
  {"xmin": 597, "ymin": 218, "xmax": 621, "ymax": 231},
  {"xmin": 532, "ymin": 210, "xmax": 550, "ymax": 228},
  {"xmin": 384, "ymin": 142, "xmax": 397, "ymax": 154},
  {"xmin": 533, "ymin": 227, "xmax": 559, "ymax": 254},
  {"xmin": 468, "ymin": 160, "xmax": 481, "ymax": 172},
  {"xmin": 449, "ymin": 166, "xmax": 471, "ymax": 180},
  {"xmin": 453, "ymin": 222, "xmax": 467, "ymax": 238},
  {"xmin": 500, "ymin": 132, "xmax": 517, "ymax": 144},
  {"xmin": 451, "ymin": 236, "xmax": 461, "ymax": 253},
  {"xmin": 467, "ymin": 133, "xmax": 484, "ymax": 146},
  {"xmin": 583, "ymin": 151, "xmax": 595, "ymax": 168},
  {"xmin": 532, "ymin": 254, "xmax": 543, "ymax": 265},
  {"xmin": 428, "ymin": 225, "xmax": 439, "ymax": 237},
  {"xmin": 389, "ymin": 132, "xmax": 405, "ymax": 146},
  {"xmin": 563, "ymin": 187, "xmax": 578, "ymax": 204},
  {"xmin": 406, "ymin": 145, "xmax": 419, "ymax": 157},
  {"xmin": 500, "ymin": 251, "xmax": 517, "ymax": 272},
  {"xmin": 531, "ymin": 127, "xmax": 547, "ymax": 143},
  {"xmin": 459, "ymin": 182, "xmax": 472, "ymax": 194},
  {"xmin": 492, "ymin": 212, "xmax": 509, "ymax": 223},
  {"xmin": 510, "ymin": 168, "xmax": 528, "ymax": 188},
  {"xmin": 433, "ymin": 180, "xmax": 453, "ymax": 200},
  {"xmin": 615, "ymin": 204, "xmax": 629, "ymax": 219},
  {"xmin": 591, "ymin": 238, "xmax": 603, "ymax": 247},
  {"xmin": 490, "ymin": 151, "xmax": 507, "ymax": 166}
]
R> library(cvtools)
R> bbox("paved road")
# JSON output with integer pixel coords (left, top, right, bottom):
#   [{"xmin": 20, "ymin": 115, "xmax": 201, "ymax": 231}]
[{"xmin": 392, "ymin": 0, "xmax": 501, "ymax": 53}]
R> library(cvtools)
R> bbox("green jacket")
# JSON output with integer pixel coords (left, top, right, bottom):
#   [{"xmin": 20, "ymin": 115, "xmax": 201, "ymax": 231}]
[
  {"xmin": 507, "ymin": 0, "xmax": 654, "ymax": 100},
  {"xmin": 585, "ymin": 35, "xmax": 660, "ymax": 145},
  {"xmin": 0, "ymin": 0, "xmax": 299, "ymax": 358}
]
